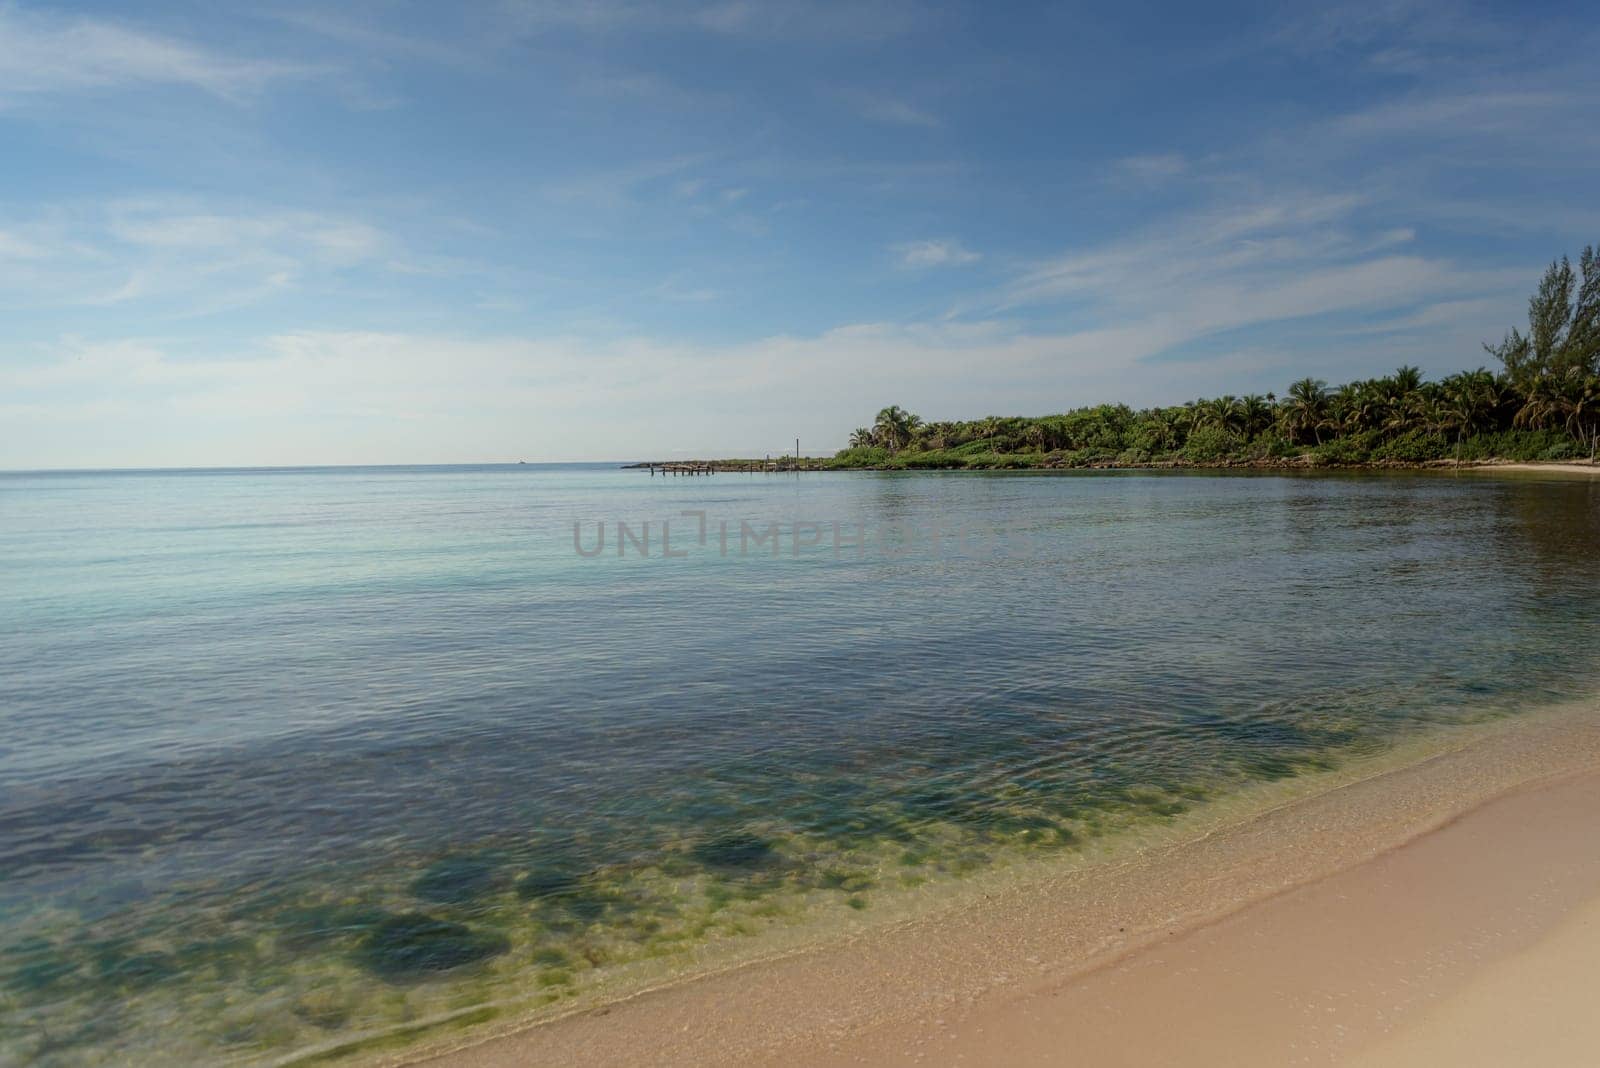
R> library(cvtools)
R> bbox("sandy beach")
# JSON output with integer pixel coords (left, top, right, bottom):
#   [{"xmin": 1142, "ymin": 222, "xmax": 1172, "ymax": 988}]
[
  {"xmin": 1468, "ymin": 461, "xmax": 1600, "ymax": 476},
  {"xmin": 796, "ymin": 766, "xmax": 1600, "ymax": 1067},
  {"xmin": 403, "ymin": 701, "xmax": 1600, "ymax": 1068}
]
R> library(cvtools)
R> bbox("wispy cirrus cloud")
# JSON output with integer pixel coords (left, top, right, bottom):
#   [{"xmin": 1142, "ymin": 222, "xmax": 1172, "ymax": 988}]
[
  {"xmin": 501, "ymin": 0, "xmax": 918, "ymax": 41},
  {"xmin": 894, "ymin": 239, "xmax": 979, "ymax": 268},
  {"xmin": 1114, "ymin": 153, "xmax": 1188, "ymax": 184},
  {"xmin": 0, "ymin": 198, "xmax": 394, "ymax": 312},
  {"xmin": 541, "ymin": 154, "xmax": 712, "ymax": 214},
  {"xmin": 263, "ymin": 7, "xmax": 478, "ymax": 69},
  {"xmin": 847, "ymin": 91, "xmax": 939, "ymax": 127},
  {"xmin": 1266, "ymin": 0, "xmax": 1512, "ymax": 72},
  {"xmin": 1329, "ymin": 88, "xmax": 1574, "ymax": 140},
  {"xmin": 0, "ymin": 5, "xmax": 311, "ymax": 102},
  {"xmin": 0, "ymin": 229, "xmax": 45, "ymax": 259},
  {"xmin": 979, "ymin": 188, "xmax": 1521, "ymax": 377},
  {"xmin": 1002, "ymin": 193, "xmax": 1370, "ymax": 306}
]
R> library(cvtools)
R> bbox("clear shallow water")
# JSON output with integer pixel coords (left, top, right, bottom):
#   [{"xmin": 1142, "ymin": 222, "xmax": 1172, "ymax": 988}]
[{"xmin": 2, "ymin": 465, "xmax": 1599, "ymax": 1064}]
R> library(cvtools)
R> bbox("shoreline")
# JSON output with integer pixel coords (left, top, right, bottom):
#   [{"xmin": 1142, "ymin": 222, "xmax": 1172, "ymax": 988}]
[
  {"xmin": 394, "ymin": 698, "xmax": 1600, "ymax": 1068},
  {"xmin": 1468, "ymin": 461, "xmax": 1600, "ymax": 476},
  {"xmin": 805, "ymin": 763, "xmax": 1600, "ymax": 1067},
  {"xmin": 623, "ymin": 457, "xmax": 1600, "ymax": 475}
]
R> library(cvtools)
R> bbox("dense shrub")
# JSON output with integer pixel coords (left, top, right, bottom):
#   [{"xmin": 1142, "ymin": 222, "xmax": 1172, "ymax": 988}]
[
  {"xmin": 1242, "ymin": 435, "xmax": 1294, "ymax": 460},
  {"xmin": 1126, "ymin": 420, "xmax": 1176, "ymax": 455},
  {"xmin": 965, "ymin": 452, "xmax": 1031, "ymax": 469},
  {"xmin": 827, "ymin": 446, "xmax": 889, "ymax": 466},
  {"xmin": 1454, "ymin": 429, "xmax": 1576, "ymax": 462},
  {"xmin": 1182, "ymin": 426, "xmax": 1239, "ymax": 462},
  {"xmin": 1308, "ymin": 430, "xmax": 1377, "ymax": 465},
  {"xmin": 1370, "ymin": 430, "xmax": 1449, "ymax": 463},
  {"xmin": 900, "ymin": 452, "xmax": 957, "ymax": 468}
]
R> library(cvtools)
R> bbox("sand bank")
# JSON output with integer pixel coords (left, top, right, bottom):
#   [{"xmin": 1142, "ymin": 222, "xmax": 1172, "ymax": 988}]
[
  {"xmin": 404, "ymin": 703, "xmax": 1600, "ymax": 1068},
  {"xmin": 1468, "ymin": 461, "xmax": 1600, "ymax": 477}
]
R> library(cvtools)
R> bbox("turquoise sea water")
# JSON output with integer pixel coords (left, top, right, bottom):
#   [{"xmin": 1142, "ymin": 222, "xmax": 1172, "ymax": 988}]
[{"xmin": 3, "ymin": 465, "xmax": 1599, "ymax": 1064}]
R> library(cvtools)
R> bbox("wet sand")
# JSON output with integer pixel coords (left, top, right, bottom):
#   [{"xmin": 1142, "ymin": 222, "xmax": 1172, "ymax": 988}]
[{"xmin": 404, "ymin": 704, "xmax": 1600, "ymax": 1068}]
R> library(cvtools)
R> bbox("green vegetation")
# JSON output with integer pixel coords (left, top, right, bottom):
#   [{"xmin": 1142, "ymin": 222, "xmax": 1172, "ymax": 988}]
[{"xmin": 833, "ymin": 247, "xmax": 1600, "ymax": 470}]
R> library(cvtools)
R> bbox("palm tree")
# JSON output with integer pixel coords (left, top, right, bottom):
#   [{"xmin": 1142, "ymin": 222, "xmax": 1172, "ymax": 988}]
[
  {"xmin": 1412, "ymin": 395, "xmax": 1449, "ymax": 438},
  {"xmin": 1176, "ymin": 401, "xmax": 1205, "ymax": 436},
  {"xmin": 1514, "ymin": 376, "xmax": 1565, "ymax": 431},
  {"xmin": 1202, "ymin": 395, "xmax": 1242, "ymax": 433},
  {"xmin": 1383, "ymin": 393, "xmax": 1426, "ymax": 436},
  {"xmin": 1284, "ymin": 378, "xmax": 1330, "ymax": 445},
  {"xmin": 1566, "ymin": 374, "xmax": 1600, "ymax": 460},
  {"xmin": 1390, "ymin": 365, "xmax": 1424, "ymax": 397},
  {"xmin": 1239, "ymin": 394, "xmax": 1272, "ymax": 438},
  {"xmin": 848, "ymin": 427, "xmax": 876, "ymax": 449},
  {"xmin": 980, "ymin": 416, "xmax": 1003, "ymax": 452},
  {"xmin": 1335, "ymin": 380, "xmax": 1389, "ymax": 434},
  {"xmin": 1158, "ymin": 407, "xmax": 1185, "ymax": 450},
  {"xmin": 1438, "ymin": 369, "xmax": 1502, "ymax": 446},
  {"xmin": 873, "ymin": 406, "xmax": 917, "ymax": 453},
  {"xmin": 1372, "ymin": 366, "xmax": 1426, "ymax": 435}
]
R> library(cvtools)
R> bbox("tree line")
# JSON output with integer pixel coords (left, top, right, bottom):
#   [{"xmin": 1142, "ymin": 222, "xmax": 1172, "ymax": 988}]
[{"xmin": 837, "ymin": 245, "xmax": 1600, "ymax": 468}]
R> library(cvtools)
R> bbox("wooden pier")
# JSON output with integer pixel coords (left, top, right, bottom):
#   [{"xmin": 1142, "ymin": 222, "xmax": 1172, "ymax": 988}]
[
  {"xmin": 648, "ymin": 462, "xmax": 715, "ymax": 475},
  {"xmin": 627, "ymin": 437, "xmax": 822, "ymax": 475},
  {"xmin": 626, "ymin": 459, "xmax": 824, "ymax": 475}
]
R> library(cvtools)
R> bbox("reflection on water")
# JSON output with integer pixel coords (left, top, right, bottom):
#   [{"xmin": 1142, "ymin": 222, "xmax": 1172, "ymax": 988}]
[{"xmin": 1, "ymin": 467, "xmax": 1598, "ymax": 1064}]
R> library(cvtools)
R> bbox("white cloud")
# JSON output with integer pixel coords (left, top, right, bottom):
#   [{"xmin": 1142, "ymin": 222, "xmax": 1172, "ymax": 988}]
[
  {"xmin": 0, "ymin": 323, "xmax": 1192, "ymax": 466},
  {"xmin": 0, "ymin": 247, "xmax": 1537, "ymax": 468},
  {"xmin": 1331, "ymin": 89, "xmax": 1570, "ymax": 140},
  {"xmin": 1270, "ymin": 1, "xmax": 1503, "ymax": 64},
  {"xmin": 974, "ymin": 189, "xmax": 1520, "ymax": 377},
  {"xmin": 0, "ymin": 229, "xmax": 44, "ymax": 258},
  {"xmin": 852, "ymin": 93, "xmax": 939, "ymax": 127},
  {"xmin": 0, "ymin": 6, "xmax": 308, "ymax": 101},
  {"xmin": 542, "ymin": 154, "xmax": 710, "ymax": 213},
  {"xmin": 502, "ymin": 0, "xmax": 916, "ymax": 41},
  {"xmin": 895, "ymin": 239, "xmax": 980, "ymax": 268},
  {"xmin": 105, "ymin": 208, "xmax": 386, "ymax": 263},
  {"xmin": 265, "ymin": 8, "xmax": 476, "ymax": 69},
  {"xmin": 654, "ymin": 277, "xmax": 722, "ymax": 302},
  {"xmin": 1001, "ymin": 194, "xmax": 1361, "ymax": 305},
  {"xmin": 0, "ymin": 173, "xmax": 1530, "ymax": 467},
  {"xmin": 1329, "ymin": 297, "xmax": 1506, "ymax": 337},
  {"xmin": 0, "ymin": 199, "xmax": 393, "ymax": 312},
  {"xmin": 1115, "ymin": 153, "xmax": 1188, "ymax": 183}
]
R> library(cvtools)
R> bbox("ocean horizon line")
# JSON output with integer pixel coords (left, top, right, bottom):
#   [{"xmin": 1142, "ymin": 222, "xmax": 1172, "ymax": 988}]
[{"xmin": 0, "ymin": 460, "xmax": 647, "ymax": 476}]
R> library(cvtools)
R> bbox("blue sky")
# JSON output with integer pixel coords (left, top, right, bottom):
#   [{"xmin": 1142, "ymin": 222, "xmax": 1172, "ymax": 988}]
[{"xmin": 2, "ymin": 0, "xmax": 1597, "ymax": 466}]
